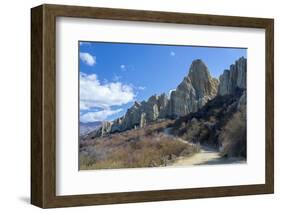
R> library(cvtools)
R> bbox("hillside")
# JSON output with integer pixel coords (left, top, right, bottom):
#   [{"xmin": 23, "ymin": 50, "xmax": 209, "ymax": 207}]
[{"xmin": 170, "ymin": 88, "xmax": 246, "ymax": 158}]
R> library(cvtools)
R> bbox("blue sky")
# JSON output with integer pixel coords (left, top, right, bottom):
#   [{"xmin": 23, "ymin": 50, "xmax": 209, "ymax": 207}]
[{"xmin": 79, "ymin": 41, "xmax": 246, "ymax": 123}]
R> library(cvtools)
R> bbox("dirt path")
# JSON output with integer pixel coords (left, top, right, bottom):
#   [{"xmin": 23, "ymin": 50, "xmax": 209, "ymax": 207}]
[
  {"xmin": 170, "ymin": 145, "xmax": 245, "ymax": 166},
  {"xmin": 171, "ymin": 146, "xmax": 221, "ymax": 166},
  {"xmin": 163, "ymin": 128, "xmax": 245, "ymax": 166}
]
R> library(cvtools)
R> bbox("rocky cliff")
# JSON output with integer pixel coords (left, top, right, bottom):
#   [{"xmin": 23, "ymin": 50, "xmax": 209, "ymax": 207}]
[
  {"xmin": 170, "ymin": 57, "xmax": 247, "ymax": 155},
  {"xmin": 218, "ymin": 57, "xmax": 247, "ymax": 96},
  {"xmin": 90, "ymin": 57, "xmax": 246, "ymax": 137},
  {"xmin": 171, "ymin": 86, "xmax": 246, "ymax": 157},
  {"xmin": 169, "ymin": 59, "xmax": 219, "ymax": 117},
  {"xmin": 92, "ymin": 59, "xmax": 219, "ymax": 136},
  {"xmin": 110, "ymin": 93, "xmax": 169, "ymax": 133}
]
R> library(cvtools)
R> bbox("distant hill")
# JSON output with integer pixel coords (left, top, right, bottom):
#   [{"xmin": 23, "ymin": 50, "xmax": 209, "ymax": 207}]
[{"xmin": 79, "ymin": 121, "xmax": 102, "ymax": 136}]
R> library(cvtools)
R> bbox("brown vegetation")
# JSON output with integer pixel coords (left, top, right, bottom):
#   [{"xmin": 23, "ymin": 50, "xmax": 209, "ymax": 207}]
[
  {"xmin": 80, "ymin": 89, "xmax": 247, "ymax": 170},
  {"xmin": 172, "ymin": 89, "xmax": 246, "ymax": 144},
  {"xmin": 219, "ymin": 106, "xmax": 246, "ymax": 158},
  {"xmin": 79, "ymin": 120, "xmax": 197, "ymax": 170}
]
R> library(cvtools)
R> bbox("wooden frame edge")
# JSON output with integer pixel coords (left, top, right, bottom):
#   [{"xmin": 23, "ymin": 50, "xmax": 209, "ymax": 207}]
[
  {"xmin": 31, "ymin": 4, "xmax": 274, "ymax": 208},
  {"xmin": 265, "ymin": 19, "xmax": 274, "ymax": 194},
  {"xmin": 31, "ymin": 5, "xmax": 44, "ymax": 208}
]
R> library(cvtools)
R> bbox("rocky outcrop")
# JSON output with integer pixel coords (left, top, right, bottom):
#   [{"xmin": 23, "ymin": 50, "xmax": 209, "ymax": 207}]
[
  {"xmin": 188, "ymin": 59, "xmax": 219, "ymax": 98},
  {"xmin": 171, "ymin": 87, "xmax": 246, "ymax": 158},
  {"xmin": 218, "ymin": 57, "xmax": 247, "ymax": 96},
  {"xmin": 92, "ymin": 59, "xmax": 219, "ymax": 137},
  {"xmin": 94, "ymin": 121, "xmax": 112, "ymax": 137},
  {"xmin": 91, "ymin": 57, "xmax": 246, "ymax": 138},
  {"xmin": 169, "ymin": 59, "xmax": 219, "ymax": 117},
  {"xmin": 110, "ymin": 94, "xmax": 169, "ymax": 133},
  {"xmin": 158, "ymin": 93, "xmax": 169, "ymax": 118}
]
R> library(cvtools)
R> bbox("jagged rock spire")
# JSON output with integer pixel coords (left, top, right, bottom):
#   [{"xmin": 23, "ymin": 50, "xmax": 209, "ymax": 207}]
[
  {"xmin": 218, "ymin": 57, "xmax": 247, "ymax": 96},
  {"xmin": 169, "ymin": 59, "xmax": 218, "ymax": 117}
]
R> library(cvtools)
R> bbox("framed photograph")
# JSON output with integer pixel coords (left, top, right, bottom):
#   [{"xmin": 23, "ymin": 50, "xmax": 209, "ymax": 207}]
[{"xmin": 31, "ymin": 4, "xmax": 274, "ymax": 208}]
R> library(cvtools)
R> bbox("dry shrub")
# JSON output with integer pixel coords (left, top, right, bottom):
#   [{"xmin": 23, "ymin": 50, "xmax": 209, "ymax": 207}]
[
  {"xmin": 219, "ymin": 106, "xmax": 246, "ymax": 158},
  {"xmin": 181, "ymin": 119, "xmax": 201, "ymax": 142},
  {"xmin": 79, "ymin": 120, "xmax": 197, "ymax": 170}
]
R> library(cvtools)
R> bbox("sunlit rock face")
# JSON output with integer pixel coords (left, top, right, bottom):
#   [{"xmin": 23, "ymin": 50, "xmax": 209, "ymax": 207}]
[{"xmin": 168, "ymin": 59, "xmax": 219, "ymax": 117}]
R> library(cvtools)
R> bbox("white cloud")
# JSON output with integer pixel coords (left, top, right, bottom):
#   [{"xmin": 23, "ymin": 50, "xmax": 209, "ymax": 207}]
[
  {"xmin": 80, "ymin": 72, "xmax": 135, "ymax": 110},
  {"xmin": 80, "ymin": 52, "xmax": 96, "ymax": 66},
  {"xmin": 80, "ymin": 108, "xmax": 122, "ymax": 122},
  {"xmin": 170, "ymin": 51, "xmax": 176, "ymax": 56},
  {"xmin": 120, "ymin": 64, "xmax": 126, "ymax": 71},
  {"xmin": 137, "ymin": 86, "xmax": 146, "ymax": 90}
]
